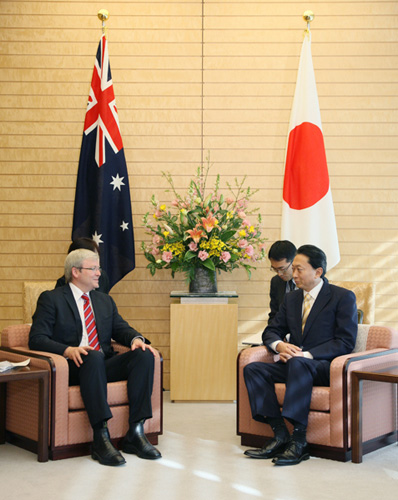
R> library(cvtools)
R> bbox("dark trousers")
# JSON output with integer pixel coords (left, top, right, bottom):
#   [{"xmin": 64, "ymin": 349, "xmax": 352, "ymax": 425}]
[
  {"xmin": 68, "ymin": 349, "xmax": 154, "ymax": 428},
  {"xmin": 244, "ymin": 357, "xmax": 330, "ymax": 427}
]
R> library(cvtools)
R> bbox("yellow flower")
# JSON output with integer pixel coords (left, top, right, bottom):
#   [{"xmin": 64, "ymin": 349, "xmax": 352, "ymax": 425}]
[
  {"xmin": 160, "ymin": 204, "xmax": 166, "ymax": 211},
  {"xmin": 239, "ymin": 230, "xmax": 246, "ymax": 237},
  {"xmin": 249, "ymin": 226, "xmax": 255, "ymax": 233},
  {"xmin": 163, "ymin": 231, "xmax": 169, "ymax": 238},
  {"xmin": 226, "ymin": 211, "xmax": 234, "ymax": 219}
]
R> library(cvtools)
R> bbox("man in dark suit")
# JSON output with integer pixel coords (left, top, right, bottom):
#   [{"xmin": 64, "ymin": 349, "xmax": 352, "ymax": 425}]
[
  {"xmin": 268, "ymin": 240, "xmax": 297, "ymax": 324},
  {"xmin": 244, "ymin": 245, "xmax": 357, "ymax": 466},
  {"xmin": 29, "ymin": 249, "xmax": 161, "ymax": 466}
]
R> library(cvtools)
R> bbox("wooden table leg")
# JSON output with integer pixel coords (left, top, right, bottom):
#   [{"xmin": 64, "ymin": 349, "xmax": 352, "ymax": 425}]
[
  {"xmin": 37, "ymin": 372, "xmax": 49, "ymax": 462},
  {"xmin": 351, "ymin": 373, "xmax": 363, "ymax": 463}
]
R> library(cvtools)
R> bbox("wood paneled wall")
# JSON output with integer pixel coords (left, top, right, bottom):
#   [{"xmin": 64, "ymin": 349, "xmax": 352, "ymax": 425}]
[{"xmin": 1, "ymin": 1, "xmax": 397, "ymax": 388}]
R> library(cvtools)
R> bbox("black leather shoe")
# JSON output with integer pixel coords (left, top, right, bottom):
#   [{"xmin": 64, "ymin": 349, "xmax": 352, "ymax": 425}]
[
  {"xmin": 92, "ymin": 428, "xmax": 126, "ymax": 466},
  {"xmin": 272, "ymin": 438, "xmax": 310, "ymax": 466},
  {"xmin": 123, "ymin": 420, "xmax": 161, "ymax": 460},
  {"xmin": 244, "ymin": 436, "xmax": 289, "ymax": 459}
]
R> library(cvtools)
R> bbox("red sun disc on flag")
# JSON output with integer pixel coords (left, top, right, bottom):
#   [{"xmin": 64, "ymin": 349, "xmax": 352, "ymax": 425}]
[{"xmin": 283, "ymin": 122, "xmax": 329, "ymax": 210}]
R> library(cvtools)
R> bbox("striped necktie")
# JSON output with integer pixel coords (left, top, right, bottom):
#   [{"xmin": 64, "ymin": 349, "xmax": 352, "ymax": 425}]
[
  {"xmin": 82, "ymin": 294, "xmax": 100, "ymax": 350},
  {"xmin": 301, "ymin": 293, "xmax": 312, "ymax": 333}
]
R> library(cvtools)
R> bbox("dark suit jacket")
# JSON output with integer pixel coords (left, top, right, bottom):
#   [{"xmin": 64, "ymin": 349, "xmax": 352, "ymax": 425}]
[
  {"xmin": 263, "ymin": 279, "xmax": 357, "ymax": 361},
  {"xmin": 268, "ymin": 275, "xmax": 289, "ymax": 324},
  {"xmin": 29, "ymin": 285, "xmax": 146, "ymax": 358}
]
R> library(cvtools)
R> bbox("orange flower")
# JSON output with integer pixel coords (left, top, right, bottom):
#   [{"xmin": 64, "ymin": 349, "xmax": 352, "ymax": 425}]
[
  {"xmin": 186, "ymin": 227, "xmax": 207, "ymax": 243},
  {"xmin": 201, "ymin": 213, "xmax": 218, "ymax": 233}
]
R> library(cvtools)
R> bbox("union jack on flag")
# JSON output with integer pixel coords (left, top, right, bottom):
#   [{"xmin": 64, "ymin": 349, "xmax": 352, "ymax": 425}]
[{"xmin": 72, "ymin": 35, "xmax": 135, "ymax": 289}]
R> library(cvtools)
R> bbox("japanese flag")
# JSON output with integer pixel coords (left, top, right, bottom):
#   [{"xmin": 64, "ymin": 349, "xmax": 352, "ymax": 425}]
[{"xmin": 281, "ymin": 33, "xmax": 340, "ymax": 270}]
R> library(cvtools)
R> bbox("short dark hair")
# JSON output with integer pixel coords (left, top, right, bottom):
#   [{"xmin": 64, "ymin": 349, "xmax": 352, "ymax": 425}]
[
  {"xmin": 297, "ymin": 245, "xmax": 327, "ymax": 278},
  {"xmin": 68, "ymin": 237, "xmax": 99, "ymax": 255},
  {"xmin": 268, "ymin": 240, "xmax": 297, "ymax": 262}
]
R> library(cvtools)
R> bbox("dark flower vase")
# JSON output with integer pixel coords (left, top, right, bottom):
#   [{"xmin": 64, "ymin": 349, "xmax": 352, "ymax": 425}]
[{"xmin": 189, "ymin": 267, "xmax": 217, "ymax": 293}]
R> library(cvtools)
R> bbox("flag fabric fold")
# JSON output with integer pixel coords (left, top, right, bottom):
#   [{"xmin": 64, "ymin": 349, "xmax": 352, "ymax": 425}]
[
  {"xmin": 72, "ymin": 35, "xmax": 135, "ymax": 289},
  {"xmin": 281, "ymin": 32, "xmax": 340, "ymax": 270}
]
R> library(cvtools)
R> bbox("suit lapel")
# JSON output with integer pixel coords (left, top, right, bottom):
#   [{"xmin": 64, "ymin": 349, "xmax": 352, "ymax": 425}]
[
  {"xmin": 302, "ymin": 280, "xmax": 331, "ymax": 339},
  {"xmin": 63, "ymin": 285, "xmax": 83, "ymax": 336}
]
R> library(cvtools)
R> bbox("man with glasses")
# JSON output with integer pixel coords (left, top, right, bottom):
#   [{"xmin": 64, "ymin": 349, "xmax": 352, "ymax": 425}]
[
  {"xmin": 29, "ymin": 249, "xmax": 161, "ymax": 466},
  {"xmin": 268, "ymin": 240, "xmax": 297, "ymax": 324}
]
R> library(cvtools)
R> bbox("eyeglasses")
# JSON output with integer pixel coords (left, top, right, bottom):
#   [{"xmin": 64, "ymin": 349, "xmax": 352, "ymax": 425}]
[
  {"xmin": 270, "ymin": 262, "xmax": 292, "ymax": 275},
  {"xmin": 77, "ymin": 266, "xmax": 102, "ymax": 273}
]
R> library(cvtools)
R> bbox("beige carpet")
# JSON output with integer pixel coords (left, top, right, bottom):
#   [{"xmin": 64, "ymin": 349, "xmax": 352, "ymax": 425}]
[{"xmin": 0, "ymin": 392, "xmax": 397, "ymax": 500}]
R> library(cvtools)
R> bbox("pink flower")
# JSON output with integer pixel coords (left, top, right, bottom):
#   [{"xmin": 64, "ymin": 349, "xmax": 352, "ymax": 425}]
[
  {"xmin": 220, "ymin": 251, "xmax": 231, "ymax": 263},
  {"xmin": 198, "ymin": 250, "xmax": 209, "ymax": 261},
  {"xmin": 238, "ymin": 239, "xmax": 248, "ymax": 248},
  {"xmin": 153, "ymin": 235, "xmax": 162, "ymax": 245},
  {"xmin": 151, "ymin": 248, "xmax": 160, "ymax": 256},
  {"xmin": 241, "ymin": 219, "xmax": 251, "ymax": 227},
  {"xmin": 188, "ymin": 242, "xmax": 198, "ymax": 251},
  {"xmin": 245, "ymin": 245, "xmax": 254, "ymax": 257},
  {"xmin": 162, "ymin": 251, "xmax": 173, "ymax": 263},
  {"xmin": 226, "ymin": 197, "xmax": 234, "ymax": 205},
  {"xmin": 172, "ymin": 199, "xmax": 179, "ymax": 207},
  {"xmin": 237, "ymin": 199, "xmax": 248, "ymax": 209},
  {"xmin": 237, "ymin": 210, "xmax": 246, "ymax": 219},
  {"xmin": 154, "ymin": 209, "xmax": 162, "ymax": 218}
]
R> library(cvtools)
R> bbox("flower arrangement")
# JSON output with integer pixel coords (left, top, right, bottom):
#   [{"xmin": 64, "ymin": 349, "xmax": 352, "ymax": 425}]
[{"xmin": 141, "ymin": 160, "xmax": 267, "ymax": 283}]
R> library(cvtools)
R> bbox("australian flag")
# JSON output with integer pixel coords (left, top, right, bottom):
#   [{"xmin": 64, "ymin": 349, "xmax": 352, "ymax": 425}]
[{"xmin": 72, "ymin": 35, "xmax": 135, "ymax": 289}]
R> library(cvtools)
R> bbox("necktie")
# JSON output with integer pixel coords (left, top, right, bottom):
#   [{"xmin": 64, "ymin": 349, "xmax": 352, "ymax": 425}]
[
  {"xmin": 301, "ymin": 293, "xmax": 311, "ymax": 333},
  {"xmin": 82, "ymin": 294, "xmax": 100, "ymax": 350},
  {"xmin": 289, "ymin": 280, "xmax": 295, "ymax": 292}
]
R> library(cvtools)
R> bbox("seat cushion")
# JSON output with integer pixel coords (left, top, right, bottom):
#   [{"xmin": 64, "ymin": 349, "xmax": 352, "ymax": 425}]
[
  {"xmin": 275, "ymin": 383, "xmax": 330, "ymax": 411},
  {"xmin": 68, "ymin": 381, "xmax": 128, "ymax": 410}
]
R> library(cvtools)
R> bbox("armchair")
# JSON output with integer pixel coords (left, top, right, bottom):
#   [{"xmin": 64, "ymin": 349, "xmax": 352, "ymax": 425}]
[
  {"xmin": 0, "ymin": 324, "xmax": 163, "ymax": 460},
  {"xmin": 237, "ymin": 325, "xmax": 398, "ymax": 461}
]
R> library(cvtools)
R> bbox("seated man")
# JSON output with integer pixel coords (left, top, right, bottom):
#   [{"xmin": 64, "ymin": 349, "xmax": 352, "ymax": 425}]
[
  {"xmin": 29, "ymin": 249, "xmax": 161, "ymax": 466},
  {"xmin": 268, "ymin": 240, "xmax": 297, "ymax": 324},
  {"xmin": 243, "ymin": 245, "xmax": 357, "ymax": 466}
]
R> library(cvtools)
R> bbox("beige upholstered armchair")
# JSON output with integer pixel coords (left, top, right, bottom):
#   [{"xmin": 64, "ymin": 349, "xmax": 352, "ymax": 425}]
[
  {"xmin": 0, "ymin": 281, "xmax": 163, "ymax": 460},
  {"xmin": 237, "ymin": 325, "xmax": 398, "ymax": 461}
]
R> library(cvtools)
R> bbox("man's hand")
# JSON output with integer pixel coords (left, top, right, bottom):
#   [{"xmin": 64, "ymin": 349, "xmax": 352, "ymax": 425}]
[
  {"xmin": 131, "ymin": 338, "xmax": 159, "ymax": 358},
  {"xmin": 276, "ymin": 342, "xmax": 304, "ymax": 363},
  {"xmin": 63, "ymin": 346, "xmax": 94, "ymax": 367}
]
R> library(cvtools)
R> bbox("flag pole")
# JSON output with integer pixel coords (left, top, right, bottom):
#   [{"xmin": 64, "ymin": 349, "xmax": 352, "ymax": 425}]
[
  {"xmin": 98, "ymin": 9, "xmax": 109, "ymax": 36},
  {"xmin": 303, "ymin": 10, "xmax": 314, "ymax": 37}
]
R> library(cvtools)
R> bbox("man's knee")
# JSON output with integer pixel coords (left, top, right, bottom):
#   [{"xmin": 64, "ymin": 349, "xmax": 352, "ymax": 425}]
[{"xmin": 126, "ymin": 348, "xmax": 155, "ymax": 369}]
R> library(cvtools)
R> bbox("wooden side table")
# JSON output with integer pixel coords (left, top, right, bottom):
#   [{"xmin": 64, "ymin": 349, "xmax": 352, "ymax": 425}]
[
  {"xmin": 170, "ymin": 292, "xmax": 238, "ymax": 401},
  {"xmin": 351, "ymin": 366, "xmax": 398, "ymax": 463},
  {"xmin": 0, "ymin": 364, "xmax": 49, "ymax": 462}
]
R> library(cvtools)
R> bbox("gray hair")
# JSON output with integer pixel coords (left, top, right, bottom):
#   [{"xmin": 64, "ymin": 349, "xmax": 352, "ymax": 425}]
[{"xmin": 64, "ymin": 249, "xmax": 99, "ymax": 283}]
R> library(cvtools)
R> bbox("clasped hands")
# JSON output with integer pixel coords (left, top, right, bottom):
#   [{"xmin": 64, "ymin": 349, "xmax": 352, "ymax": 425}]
[
  {"xmin": 276, "ymin": 342, "xmax": 304, "ymax": 363},
  {"xmin": 64, "ymin": 337, "xmax": 159, "ymax": 367}
]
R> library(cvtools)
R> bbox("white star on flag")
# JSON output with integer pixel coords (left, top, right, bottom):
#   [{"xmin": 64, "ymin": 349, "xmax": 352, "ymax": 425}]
[
  {"xmin": 110, "ymin": 173, "xmax": 125, "ymax": 191},
  {"xmin": 120, "ymin": 221, "xmax": 129, "ymax": 231},
  {"xmin": 92, "ymin": 231, "xmax": 104, "ymax": 245}
]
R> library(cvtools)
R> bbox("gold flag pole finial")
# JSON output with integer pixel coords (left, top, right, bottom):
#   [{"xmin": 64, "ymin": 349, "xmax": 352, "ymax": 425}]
[
  {"xmin": 303, "ymin": 10, "xmax": 314, "ymax": 36},
  {"xmin": 98, "ymin": 9, "xmax": 109, "ymax": 36}
]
